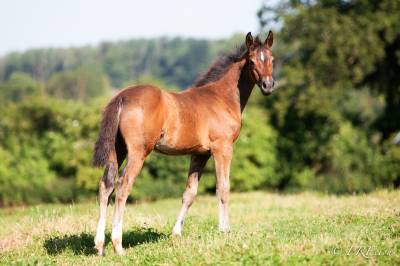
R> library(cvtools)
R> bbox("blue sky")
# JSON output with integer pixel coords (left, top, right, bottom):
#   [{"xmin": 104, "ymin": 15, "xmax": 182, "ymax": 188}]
[{"xmin": 0, "ymin": 0, "xmax": 264, "ymax": 55}]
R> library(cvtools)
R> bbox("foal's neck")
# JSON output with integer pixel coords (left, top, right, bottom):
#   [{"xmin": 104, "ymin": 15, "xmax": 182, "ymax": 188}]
[
  {"xmin": 237, "ymin": 61, "xmax": 256, "ymax": 112},
  {"xmin": 214, "ymin": 60, "xmax": 255, "ymax": 113}
]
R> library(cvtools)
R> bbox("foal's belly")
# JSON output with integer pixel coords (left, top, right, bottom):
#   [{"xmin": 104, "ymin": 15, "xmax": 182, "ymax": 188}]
[
  {"xmin": 154, "ymin": 143, "xmax": 206, "ymax": 155},
  {"xmin": 154, "ymin": 130, "xmax": 210, "ymax": 155}
]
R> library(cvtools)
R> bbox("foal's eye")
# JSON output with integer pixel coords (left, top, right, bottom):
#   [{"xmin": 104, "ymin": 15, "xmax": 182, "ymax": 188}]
[{"xmin": 249, "ymin": 60, "xmax": 255, "ymax": 66}]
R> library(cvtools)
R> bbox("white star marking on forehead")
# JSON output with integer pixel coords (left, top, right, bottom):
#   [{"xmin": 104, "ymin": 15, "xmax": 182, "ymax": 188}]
[{"xmin": 260, "ymin": 51, "xmax": 265, "ymax": 62}]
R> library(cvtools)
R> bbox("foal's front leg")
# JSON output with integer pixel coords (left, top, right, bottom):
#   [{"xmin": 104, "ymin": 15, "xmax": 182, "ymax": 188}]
[
  {"xmin": 172, "ymin": 154, "xmax": 210, "ymax": 235},
  {"xmin": 212, "ymin": 143, "xmax": 233, "ymax": 232}
]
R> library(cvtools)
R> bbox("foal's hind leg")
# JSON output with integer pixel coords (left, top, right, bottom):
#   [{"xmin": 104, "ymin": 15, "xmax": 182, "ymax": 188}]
[
  {"xmin": 94, "ymin": 161, "xmax": 118, "ymax": 256},
  {"xmin": 111, "ymin": 152, "xmax": 145, "ymax": 255},
  {"xmin": 172, "ymin": 154, "xmax": 210, "ymax": 235},
  {"xmin": 95, "ymin": 138, "xmax": 126, "ymax": 256}
]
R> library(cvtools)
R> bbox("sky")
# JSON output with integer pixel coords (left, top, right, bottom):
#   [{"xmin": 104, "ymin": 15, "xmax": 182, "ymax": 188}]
[{"xmin": 0, "ymin": 0, "xmax": 264, "ymax": 56}]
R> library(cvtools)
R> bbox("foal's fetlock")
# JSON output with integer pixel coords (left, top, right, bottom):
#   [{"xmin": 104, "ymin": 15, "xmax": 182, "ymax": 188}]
[
  {"xmin": 219, "ymin": 224, "xmax": 230, "ymax": 233},
  {"xmin": 112, "ymin": 239, "xmax": 125, "ymax": 255},
  {"xmin": 171, "ymin": 225, "xmax": 182, "ymax": 236},
  {"xmin": 94, "ymin": 241, "xmax": 105, "ymax": 256}
]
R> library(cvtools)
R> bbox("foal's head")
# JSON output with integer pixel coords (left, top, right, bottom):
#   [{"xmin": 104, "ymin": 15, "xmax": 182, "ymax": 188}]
[{"xmin": 245, "ymin": 31, "xmax": 275, "ymax": 95}]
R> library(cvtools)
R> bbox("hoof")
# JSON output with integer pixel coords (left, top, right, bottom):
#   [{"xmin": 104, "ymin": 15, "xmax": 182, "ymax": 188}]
[
  {"xmin": 95, "ymin": 241, "xmax": 105, "ymax": 256},
  {"xmin": 219, "ymin": 226, "xmax": 230, "ymax": 233},
  {"xmin": 114, "ymin": 246, "xmax": 125, "ymax": 256},
  {"xmin": 112, "ymin": 239, "xmax": 125, "ymax": 255},
  {"xmin": 97, "ymin": 248, "xmax": 105, "ymax": 257},
  {"xmin": 171, "ymin": 230, "xmax": 182, "ymax": 236},
  {"xmin": 172, "ymin": 221, "xmax": 183, "ymax": 236}
]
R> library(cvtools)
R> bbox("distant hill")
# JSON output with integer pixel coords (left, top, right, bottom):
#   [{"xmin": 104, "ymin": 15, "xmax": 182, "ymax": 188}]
[{"xmin": 0, "ymin": 34, "xmax": 244, "ymax": 89}]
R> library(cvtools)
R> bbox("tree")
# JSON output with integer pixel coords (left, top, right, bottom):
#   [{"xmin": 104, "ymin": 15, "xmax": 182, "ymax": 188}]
[
  {"xmin": 45, "ymin": 64, "xmax": 110, "ymax": 101},
  {"xmin": 0, "ymin": 72, "xmax": 39, "ymax": 103},
  {"xmin": 259, "ymin": 0, "xmax": 400, "ymax": 138},
  {"xmin": 257, "ymin": 0, "xmax": 400, "ymax": 191}
]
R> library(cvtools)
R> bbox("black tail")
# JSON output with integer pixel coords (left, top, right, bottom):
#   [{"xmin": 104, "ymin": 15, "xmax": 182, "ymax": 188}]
[{"xmin": 93, "ymin": 96, "xmax": 123, "ymax": 167}]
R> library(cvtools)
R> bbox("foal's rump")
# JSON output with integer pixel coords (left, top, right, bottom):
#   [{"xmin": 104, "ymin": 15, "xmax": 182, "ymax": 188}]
[{"xmin": 93, "ymin": 85, "xmax": 163, "ymax": 166}]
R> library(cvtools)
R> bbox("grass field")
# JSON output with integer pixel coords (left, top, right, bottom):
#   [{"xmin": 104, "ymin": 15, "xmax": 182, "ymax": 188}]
[{"xmin": 0, "ymin": 191, "xmax": 399, "ymax": 265}]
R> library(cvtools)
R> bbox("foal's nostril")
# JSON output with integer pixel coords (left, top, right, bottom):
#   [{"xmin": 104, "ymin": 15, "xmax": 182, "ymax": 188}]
[{"xmin": 262, "ymin": 81, "xmax": 267, "ymax": 89}]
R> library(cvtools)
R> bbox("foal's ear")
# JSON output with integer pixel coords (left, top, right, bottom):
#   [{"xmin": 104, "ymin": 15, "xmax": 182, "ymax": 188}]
[
  {"xmin": 265, "ymin": 30, "xmax": 273, "ymax": 48},
  {"xmin": 246, "ymin": 32, "xmax": 254, "ymax": 50}
]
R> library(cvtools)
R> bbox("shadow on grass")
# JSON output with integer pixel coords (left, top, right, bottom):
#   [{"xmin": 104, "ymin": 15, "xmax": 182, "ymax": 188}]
[{"xmin": 43, "ymin": 227, "xmax": 166, "ymax": 256}]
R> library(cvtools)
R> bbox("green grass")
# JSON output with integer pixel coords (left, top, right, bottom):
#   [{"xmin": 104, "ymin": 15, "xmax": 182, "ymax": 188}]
[{"xmin": 0, "ymin": 191, "xmax": 399, "ymax": 265}]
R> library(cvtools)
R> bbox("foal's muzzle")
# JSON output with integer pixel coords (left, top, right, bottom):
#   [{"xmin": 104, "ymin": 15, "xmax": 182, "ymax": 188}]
[{"xmin": 259, "ymin": 77, "xmax": 275, "ymax": 95}]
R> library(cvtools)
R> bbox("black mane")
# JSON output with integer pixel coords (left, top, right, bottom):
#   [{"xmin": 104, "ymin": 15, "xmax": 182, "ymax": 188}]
[{"xmin": 193, "ymin": 37, "xmax": 262, "ymax": 87}]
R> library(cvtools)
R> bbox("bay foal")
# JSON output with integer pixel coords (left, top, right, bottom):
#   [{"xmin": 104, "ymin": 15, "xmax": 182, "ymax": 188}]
[{"xmin": 93, "ymin": 31, "xmax": 276, "ymax": 255}]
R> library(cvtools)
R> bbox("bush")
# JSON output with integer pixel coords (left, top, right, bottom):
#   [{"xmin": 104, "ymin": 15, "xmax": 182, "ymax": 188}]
[
  {"xmin": 0, "ymin": 96, "xmax": 103, "ymax": 206},
  {"xmin": 0, "ymin": 85, "xmax": 398, "ymax": 206},
  {"xmin": 230, "ymin": 104, "xmax": 278, "ymax": 190},
  {"xmin": 315, "ymin": 123, "xmax": 388, "ymax": 193},
  {"xmin": 263, "ymin": 82, "xmax": 400, "ymax": 194},
  {"xmin": 0, "ymin": 146, "xmax": 56, "ymax": 206},
  {"xmin": 266, "ymin": 85, "xmax": 343, "ymax": 189}
]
